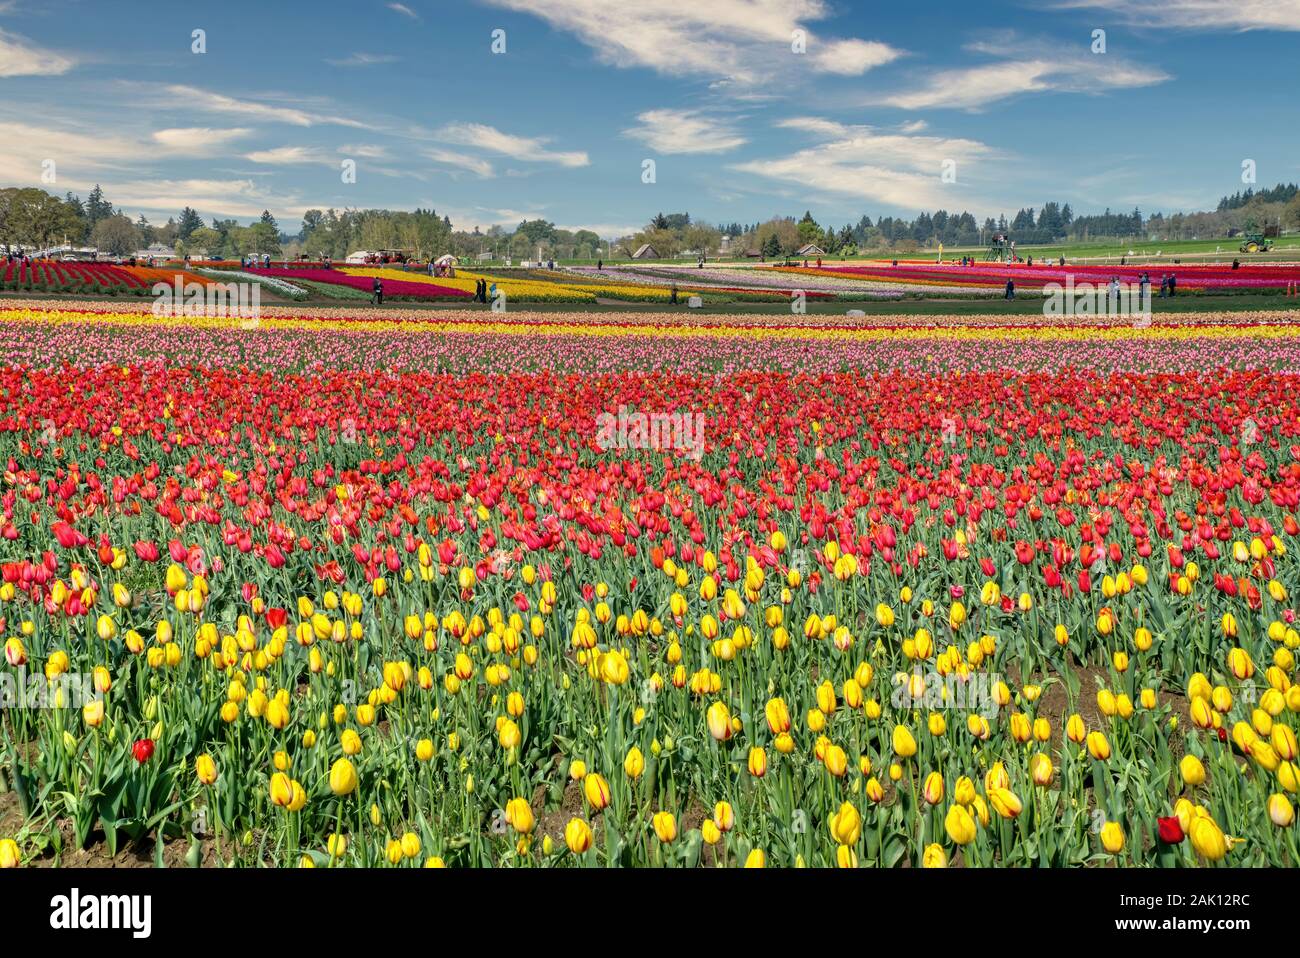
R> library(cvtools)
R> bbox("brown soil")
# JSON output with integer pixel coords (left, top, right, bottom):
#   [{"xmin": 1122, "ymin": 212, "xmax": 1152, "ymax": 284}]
[{"xmin": 0, "ymin": 787, "xmax": 222, "ymax": 868}]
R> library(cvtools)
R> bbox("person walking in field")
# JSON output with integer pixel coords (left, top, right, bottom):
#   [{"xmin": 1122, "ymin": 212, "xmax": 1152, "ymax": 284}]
[
  {"xmin": 1004, "ymin": 278, "xmax": 1015, "ymax": 300},
  {"xmin": 1167, "ymin": 273, "xmax": 1177, "ymax": 297},
  {"xmin": 371, "ymin": 276, "xmax": 384, "ymax": 305}
]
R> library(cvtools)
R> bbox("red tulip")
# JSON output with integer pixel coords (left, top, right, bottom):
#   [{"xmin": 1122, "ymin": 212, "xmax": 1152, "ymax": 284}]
[{"xmin": 1157, "ymin": 817, "xmax": 1184, "ymax": 844}]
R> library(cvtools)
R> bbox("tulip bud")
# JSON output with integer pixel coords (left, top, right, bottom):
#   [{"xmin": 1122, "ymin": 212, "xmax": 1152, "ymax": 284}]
[
  {"xmin": 1180, "ymin": 754, "xmax": 1206, "ymax": 787},
  {"xmin": 892, "ymin": 725, "xmax": 917, "ymax": 758},
  {"xmin": 564, "ymin": 817, "xmax": 594, "ymax": 853},
  {"xmin": 1086, "ymin": 730, "xmax": 1111, "ymax": 761},
  {"xmin": 583, "ymin": 773, "xmax": 611, "ymax": 811},
  {"xmin": 706, "ymin": 701, "xmax": 732, "ymax": 741},
  {"xmin": 329, "ymin": 758, "xmax": 358, "ymax": 797},
  {"xmin": 1268, "ymin": 793, "xmax": 1295, "ymax": 827},
  {"xmin": 652, "ymin": 811, "xmax": 677, "ymax": 843},
  {"xmin": 624, "ymin": 746, "xmax": 645, "ymax": 780},
  {"xmin": 828, "ymin": 801, "xmax": 862, "ymax": 846},
  {"xmin": 1100, "ymin": 821, "xmax": 1125, "ymax": 854},
  {"xmin": 944, "ymin": 804, "xmax": 977, "ymax": 845},
  {"xmin": 1188, "ymin": 815, "xmax": 1227, "ymax": 860}
]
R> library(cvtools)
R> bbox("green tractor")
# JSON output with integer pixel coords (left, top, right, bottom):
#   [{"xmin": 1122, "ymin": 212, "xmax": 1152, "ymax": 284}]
[{"xmin": 1239, "ymin": 224, "xmax": 1278, "ymax": 253}]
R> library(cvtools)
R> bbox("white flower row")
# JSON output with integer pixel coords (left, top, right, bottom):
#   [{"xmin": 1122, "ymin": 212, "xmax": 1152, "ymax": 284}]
[{"xmin": 197, "ymin": 269, "xmax": 309, "ymax": 300}]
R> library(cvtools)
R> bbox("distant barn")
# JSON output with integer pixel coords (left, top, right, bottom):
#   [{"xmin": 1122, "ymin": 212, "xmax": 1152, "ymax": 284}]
[{"xmin": 631, "ymin": 243, "xmax": 661, "ymax": 260}]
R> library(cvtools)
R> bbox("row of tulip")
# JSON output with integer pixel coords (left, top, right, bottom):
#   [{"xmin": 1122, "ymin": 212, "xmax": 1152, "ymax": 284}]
[
  {"xmin": 0, "ymin": 305, "xmax": 1297, "ymax": 868},
  {"xmin": 782, "ymin": 261, "xmax": 1300, "ymax": 291}
]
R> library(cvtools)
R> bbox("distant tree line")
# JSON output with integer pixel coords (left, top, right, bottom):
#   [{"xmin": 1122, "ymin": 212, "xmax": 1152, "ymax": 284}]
[{"xmin": 5, "ymin": 181, "xmax": 1300, "ymax": 262}]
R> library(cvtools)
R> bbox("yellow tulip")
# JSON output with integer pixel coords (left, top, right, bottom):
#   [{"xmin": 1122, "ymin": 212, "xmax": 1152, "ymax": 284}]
[
  {"xmin": 504, "ymin": 797, "xmax": 535, "ymax": 834},
  {"xmin": 945, "ymin": 804, "xmax": 977, "ymax": 845},
  {"xmin": 583, "ymin": 773, "xmax": 611, "ymax": 811},
  {"xmin": 828, "ymin": 801, "xmax": 862, "ymax": 845},
  {"xmin": 706, "ymin": 701, "xmax": 732, "ymax": 741},
  {"xmin": 564, "ymin": 817, "xmax": 593, "ymax": 853},
  {"xmin": 1268, "ymin": 793, "xmax": 1295, "ymax": 827},
  {"xmin": 329, "ymin": 758, "xmax": 358, "ymax": 797},
  {"xmin": 892, "ymin": 724, "xmax": 917, "ymax": 758},
  {"xmin": 1100, "ymin": 822, "xmax": 1125, "ymax": 854},
  {"xmin": 195, "ymin": 754, "xmax": 218, "ymax": 785},
  {"xmin": 1180, "ymin": 754, "xmax": 1206, "ymax": 787},
  {"xmin": 1189, "ymin": 816, "xmax": 1227, "ymax": 861},
  {"xmin": 652, "ymin": 811, "xmax": 677, "ymax": 843},
  {"xmin": 624, "ymin": 746, "xmax": 645, "ymax": 780}
]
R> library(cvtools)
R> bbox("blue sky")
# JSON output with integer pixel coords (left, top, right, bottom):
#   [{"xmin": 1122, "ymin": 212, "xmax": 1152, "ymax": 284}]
[{"xmin": 1, "ymin": 0, "xmax": 1297, "ymax": 237}]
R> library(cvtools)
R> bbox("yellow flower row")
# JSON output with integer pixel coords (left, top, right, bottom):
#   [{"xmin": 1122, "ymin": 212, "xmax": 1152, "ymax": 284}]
[{"xmin": 6, "ymin": 305, "xmax": 1300, "ymax": 343}]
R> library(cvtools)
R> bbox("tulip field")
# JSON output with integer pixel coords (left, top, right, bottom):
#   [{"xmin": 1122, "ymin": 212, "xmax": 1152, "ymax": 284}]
[{"xmin": 2, "ymin": 298, "xmax": 1300, "ymax": 871}]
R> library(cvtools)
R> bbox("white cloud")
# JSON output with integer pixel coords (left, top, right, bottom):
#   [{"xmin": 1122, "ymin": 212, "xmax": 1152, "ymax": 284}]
[
  {"xmin": 478, "ymin": 0, "xmax": 902, "ymax": 84},
  {"xmin": 811, "ymin": 38, "xmax": 900, "ymax": 76},
  {"xmin": 776, "ymin": 116, "xmax": 848, "ymax": 137},
  {"xmin": 339, "ymin": 143, "xmax": 390, "ymax": 159},
  {"xmin": 0, "ymin": 27, "xmax": 75, "ymax": 77},
  {"xmin": 244, "ymin": 146, "xmax": 335, "ymax": 166},
  {"xmin": 387, "ymin": 2, "xmax": 419, "ymax": 19},
  {"xmin": 101, "ymin": 178, "xmax": 312, "ymax": 220},
  {"xmin": 1056, "ymin": 0, "xmax": 1300, "ymax": 31},
  {"xmin": 152, "ymin": 127, "xmax": 252, "ymax": 151},
  {"xmin": 434, "ymin": 121, "xmax": 588, "ymax": 167},
  {"xmin": 622, "ymin": 109, "xmax": 748, "ymax": 155},
  {"xmin": 164, "ymin": 84, "xmax": 371, "ymax": 129},
  {"xmin": 867, "ymin": 55, "xmax": 1169, "ymax": 110},
  {"xmin": 424, "ymin": 148, "xmax": 495, "ymax": 178},
  {"xmin": 734, "ymin": 118, "xmax": 995, "ymax": 210},
  {"xmin": 326, "ymin": 52, "xmax": 401, "ymax": 67},
  {"xmin": 0, "ymin": 120, "xmax": 255, "ymax": 184}
]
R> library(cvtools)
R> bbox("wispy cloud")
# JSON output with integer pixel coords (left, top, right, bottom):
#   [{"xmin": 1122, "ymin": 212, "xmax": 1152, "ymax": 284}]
[
  {"xmin": 164, "ymin": 84, "xmax": 371, "ymax": 129},
  {"xmin": 1055, "ymin": 0, "xmax": 1300, "ymax": 31},
  {"xmin": 387, "ymin": 2, "xmax": 419, "ymax": 19},
  {"xmin": 244, "ymin": 146, "xmax": 336, "ymax": 167},
  {"xmin": 733, "ymin": 117, "xmax": 996, "ymax": 210},
  {"xmin": 433, "ymin": 121, "xmax": 588, "ymax": 167},
  {"xmin": 101, "ymin": 177, "xmax": 312, "ymax": 220},
  {"xmin": 0, "ymin": 27, "xmax": 75, "ymax": 77},
  {"xmin": 325, "ymin": 52, "xmax": 401, "ymax": 67},
  {"xmin": 152, "ymin": 127, "xmax": 252, "ymax": 151},
  {"xmin": 424, "ymin": 147, "xmax": 495, "ymax": 178},
  {"xmin": 478, "ymin": 0, "xmax": 902, "ymax": 85},
  {"xmin": 622, "ymin": 108, "xmax": 748, "ymax": 155},
  {"xmin": 865, "ymin": 45, "xmax": 1169, "ymax": 110}
]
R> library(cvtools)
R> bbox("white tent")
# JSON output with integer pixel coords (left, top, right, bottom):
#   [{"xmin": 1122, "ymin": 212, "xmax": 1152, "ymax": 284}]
[
  {"xmin": 435, "ymin": 254, "xmax": 458, "ymax": 266},
  {"xmin": 345, "ymin": 250, "xmax": 373, "ymax": 264}
]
